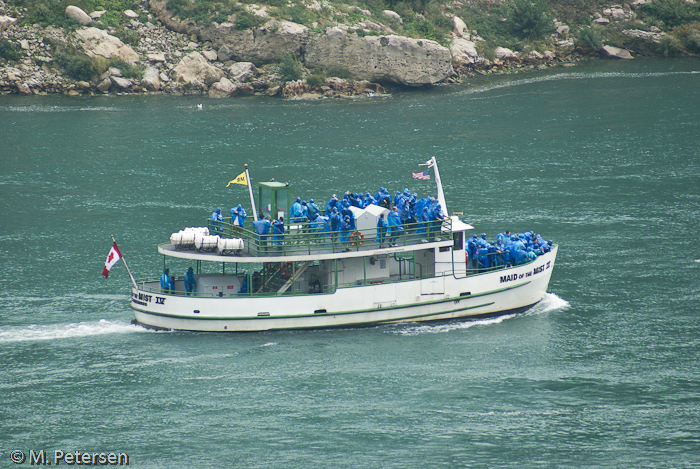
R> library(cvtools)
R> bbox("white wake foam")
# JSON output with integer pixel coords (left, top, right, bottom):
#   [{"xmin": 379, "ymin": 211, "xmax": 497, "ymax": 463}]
[
  {"xmin": 461, "ymin": 70, "xmax": 700, "ymax": 97},
  {"xmin": 0, "ymin": 319, "xmax": 150, "ymax": 343},
  {"xmin": 394, "ymin": 293, "xmax": 569, "ymax": 335}
]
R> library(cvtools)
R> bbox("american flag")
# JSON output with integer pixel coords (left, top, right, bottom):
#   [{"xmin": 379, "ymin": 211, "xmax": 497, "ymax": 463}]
[{"xmin": 412, "ymin": 170, "xmax": 430, "ymax": 180}]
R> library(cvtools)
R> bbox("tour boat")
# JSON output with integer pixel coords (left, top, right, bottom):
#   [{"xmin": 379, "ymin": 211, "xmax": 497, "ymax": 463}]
[{"xmin": 127, "ymin": 158, "xmax": 558, "ymax": 332}]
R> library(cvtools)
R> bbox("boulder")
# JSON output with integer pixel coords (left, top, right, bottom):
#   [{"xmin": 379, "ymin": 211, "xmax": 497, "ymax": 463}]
[
  {"xmin": 305, "ymin": 28, "xmax": 454, "ymax": 86},
  {"xmin": 198, "ymin": 19, "xmax": 309, "ymax": 65},
  {"xmin": 171, "ymin": 51, "xmax": 224, "ymax": 86},
  {"xmin": 124, "ymin": 9, "xmax": 139, "ymax": 19},
  {"xmin": 452, "ymin": 16, "xmax": 468, "ymax": 38},
  {"xmin": 202, "ymin": 49, "xmax": 218, "ymax": 61},
  {"xmin": 494, "ymin": 47, "xmax": 516, "ymax": 60},
  {"xmin": 65, "ymin": 6, "xmax": 92, "ymax": 26},
  {"xmin": 141, "ymin": 66, "xmax": 161, "ymax": 91},
  {"xmin": 209, "ymin": 77, "xmax": 238, "ymax": 97},
  {"xmin": 97, "ymin": 77, "xmax": 112, "ymax": 93},
  {"xmin": 600, "ymin": 45, "xmax": 633, "ymax": 59},
  {"xmin": 382, "ymin": 10, "xmax": 403, "ymax": 24},
  {"xmin": 147, "ymin": 52, "xmax": 166, "ymax": 62},
  {"xmin": 74, "ymin": 27, "xmax": 139, "ymax": 62},
  {"xmin": 217, "ymin": 44, "xmax": 235, "ymax": 62},
  {"xmin": 110, "ymin": 76, "xmax": 133, "ymax": 89},
  {"xmin": 450, "ymin": 38, "xmax": 478, "ymax": 64},
  {"xmin": 0, "ymin": 15, "xmax": 17, "ymax": 33},
  {"xmin": 227, "ymin": 62, "xmax": 257, "ymax": 83}
]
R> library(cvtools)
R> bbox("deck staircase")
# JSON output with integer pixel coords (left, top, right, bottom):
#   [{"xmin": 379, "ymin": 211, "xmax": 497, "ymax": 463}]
[{"xmin": 255, "ymin": 261, "xmax": 313, "ymax": 294}]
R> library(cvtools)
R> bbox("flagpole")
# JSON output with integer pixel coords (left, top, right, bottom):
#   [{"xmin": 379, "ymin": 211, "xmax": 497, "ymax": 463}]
[
  {"xmin": 111, "ymin": 235, "xmax": 138, "ymax": 289},
  {"xmin": 244, "ymin": 164, "xmax": 258, "ymax": 222},
  {"xmin": 421, "ymin": 156, "xmax": 447, "ymax": 217}
]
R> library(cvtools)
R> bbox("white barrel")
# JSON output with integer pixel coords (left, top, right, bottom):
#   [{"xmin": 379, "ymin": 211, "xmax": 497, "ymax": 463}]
[
  {"xmin": 217, "ymin": 238, "xmax": 244, "ymax": 254},
  {"xmin": 170, "ymin": 231, "xmax": 183, "ymax": 245},
  {"xmin": 194, "ymin": 234, "xmax": 220, "ymax": 251},
  {"xmin": 184, "ymin": 226, "xmax": 209, "ymax": 236},
  {"xmin": 170, "ymin": 230, "xmax": 196, "ymax": 248}
]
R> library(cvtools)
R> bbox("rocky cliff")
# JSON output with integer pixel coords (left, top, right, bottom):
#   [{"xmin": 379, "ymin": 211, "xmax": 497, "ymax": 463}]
[{"xmin": 1, "ymin": 0, "xmax": 695, "ymax": 98}]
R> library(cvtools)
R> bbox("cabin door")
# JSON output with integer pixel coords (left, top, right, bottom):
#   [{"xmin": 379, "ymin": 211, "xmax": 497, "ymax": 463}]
[{"xmin": 420, "ymin": 276, "xmax": 445, "ymax": 295}]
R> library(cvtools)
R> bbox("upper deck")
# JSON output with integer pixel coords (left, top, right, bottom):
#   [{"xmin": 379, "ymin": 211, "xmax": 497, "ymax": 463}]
[{"xmin": 162, "ymin": 216, "xmax": 470, "ymax": 263}]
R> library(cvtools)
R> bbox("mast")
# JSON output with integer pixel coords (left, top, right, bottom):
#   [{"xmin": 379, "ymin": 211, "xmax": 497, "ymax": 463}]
[
  {"xmin": 245, "ymin": 164, "xmax": 258, "ymax": 222},
  {"xmin": 423, "ymin": 156, "xmax": 447, "ymax": 217}
]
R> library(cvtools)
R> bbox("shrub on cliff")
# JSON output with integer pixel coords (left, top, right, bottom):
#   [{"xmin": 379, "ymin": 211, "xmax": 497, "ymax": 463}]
[
  {"xmin": 640, "ymin": 0, "xmax": 700, "ymax": 28},
  {"xmin": 278, "ymin": 53, "xmax": 303, "ymax": 82},
  {"xmin": 507, "ymin": 0, "xmax": 555, "ymax": 39},
  {"xmin": 577, "ymin": 25, "xmax": 603, "ymax": 52},
  {"xmin": 0, "ymin": 39, "xmax": 23, "ymax": 62},
  {"xmin": 54, "ymin": 47, "xmax": 97, "ymax": 81}
]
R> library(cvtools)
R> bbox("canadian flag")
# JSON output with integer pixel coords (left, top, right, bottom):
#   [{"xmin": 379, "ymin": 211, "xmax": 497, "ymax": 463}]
[{"xmin": 102, "ymin": 242, "xmax": 122, "ymax": 279}]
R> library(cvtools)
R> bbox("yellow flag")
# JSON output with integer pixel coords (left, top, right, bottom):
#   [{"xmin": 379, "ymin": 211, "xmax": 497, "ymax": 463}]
[{"xmin": 226, "ymin": 171, "xmax": 247, "ymax": 187}]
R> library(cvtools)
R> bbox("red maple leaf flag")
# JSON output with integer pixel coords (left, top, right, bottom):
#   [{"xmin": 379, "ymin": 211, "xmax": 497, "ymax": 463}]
[{"xmin": 102, "ymin": 242, "xmax": 122, "ymax": 279}]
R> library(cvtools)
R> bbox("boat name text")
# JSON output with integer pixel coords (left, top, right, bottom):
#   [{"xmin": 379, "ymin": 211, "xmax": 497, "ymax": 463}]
[
  {"xmin": 132, "ymin": 292, "xmax": 166, "ymax": 306},
  {"xmin": 500, "ymin": 261, "xmax": 551, "ymax": 284}
]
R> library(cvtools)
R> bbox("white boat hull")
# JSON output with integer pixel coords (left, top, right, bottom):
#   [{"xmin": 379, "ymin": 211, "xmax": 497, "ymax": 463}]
[{"xmin": 130, "ymin": 247, "xmax": 557, "ymax": 332}]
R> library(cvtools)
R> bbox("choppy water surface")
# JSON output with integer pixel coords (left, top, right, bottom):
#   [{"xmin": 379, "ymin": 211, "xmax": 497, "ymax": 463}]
[{"xmin": 1, "ymin": 58, "xmax": 699, "ymax": 467}]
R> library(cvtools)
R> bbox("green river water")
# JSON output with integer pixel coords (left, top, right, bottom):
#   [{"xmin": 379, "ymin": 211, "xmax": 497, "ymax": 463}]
[{"xmin": 1, "ymin": 57, "xmax": 699, "ymax": 467}]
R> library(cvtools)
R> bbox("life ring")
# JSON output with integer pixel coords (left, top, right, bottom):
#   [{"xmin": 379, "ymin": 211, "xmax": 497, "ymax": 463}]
[
  {"xmin": 465, "ymin": 251, "xmax": 469, "ymax": 265},
  {"xmin": 281, "ymin": 262, "xmax": 293, "ymax": 279},
  {"xmin": 350, "ymin": 230, "xmax": 364, "ymax": 247}
]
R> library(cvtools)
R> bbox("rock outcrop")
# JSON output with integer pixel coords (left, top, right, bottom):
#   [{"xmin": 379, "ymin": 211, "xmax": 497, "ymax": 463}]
[
  {"xmin": 0, "ymin": 15, "xmax": 17, "ymax": 33},
  {"xmin": 65, "ymin": 6, "xmax": 92, "ymax": 26},
  {"xmin": 199, "ymin": 20, "xmax": 309, "ymax": 65},
  {"xmin": 75, "ymin": 27, "xmax": 139, "ymax": 62},
  {"xmin": 600, "ymin": 45, "xmax": 633, "ymax": 59},
  {"xmin": 305, "ymin": 28, "xmax": 454, "ymax": 86},
  {"xmin": 171, "ymin": 51, "xmax": 224, "ymax": 88}
]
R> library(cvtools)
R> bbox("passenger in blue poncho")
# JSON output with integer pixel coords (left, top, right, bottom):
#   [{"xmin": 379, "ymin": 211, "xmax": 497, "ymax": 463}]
[
  {"xmin": 273, "ymin": 217, "xmax": 285, "ymax": 245},
  {"xmin": 376, "ymin": 213, "xmax": 388, "ymax": 246},
  {"xmin": 238, "ymin": 274, "xmax": 249, "ymax": 294},
  {"xmin": 307, "ymin": 199, "xmax": 320, "ymax": 221},
  {"xmin": 325, "ymin": 195, "xmax": 338, "ymax": 216},
  {"xmin": 467, "ymin": 234, "xmax": 478, "ymax": 269},
  {"xmin": 230, "ymin": 204, "xmax": 247, "ymax": 229},
  {"xmin": 387, "ymin": 207, "xmax": 403, "ymax": 246},
  {"xmin": 340, "ymin": 215, "xmax": 351, "ymax": 249},
  {"xmin": 160, "ymin": 268, "xmax": 175, "ymax": 293},
  {"xmin": 253, "ymin": 216, "xmax": 272, "ymax": 252},
  {"xmin": 291, "ymin": 197, "xmax": 304, "ymax": 223},
  {"xmin": 328, "ymin": 208, "xmax": 340, "ymax": 246},
  {"xmin": 417, "ymin": 206, "xmax": 429, "ymax": 236},
  {"xmin": 210, "ymin": 207, "xmax": 223, "ymax": 233},
  {"xmin": 184, "ymin": 267, "xmax": 196, "ymax": 296}
]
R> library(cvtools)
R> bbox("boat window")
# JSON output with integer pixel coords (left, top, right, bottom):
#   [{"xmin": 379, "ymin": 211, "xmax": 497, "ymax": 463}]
[
  {"xmin": 453, "ymin": 232, "xmax": 463, "ymax": 249},
  {"xmin": 439, "ymin": 246, "xmax": 450, "ymax": 252}
]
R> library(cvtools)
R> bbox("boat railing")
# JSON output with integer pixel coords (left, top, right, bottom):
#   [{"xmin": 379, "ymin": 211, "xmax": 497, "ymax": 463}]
[
  {"xmin": 134, "ymin": 259, "xmax": 426, "ymax": 298},
  {"xmin": 207, "ymin": 216, "xmax": 453, "ymax": 257},
  {"xmin": 466, "ymin": 250, "xmax": 539, "ymax": 275}
]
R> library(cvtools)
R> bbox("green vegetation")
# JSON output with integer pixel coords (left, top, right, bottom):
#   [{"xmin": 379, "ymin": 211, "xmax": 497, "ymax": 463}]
[
  {"xmin": 278, "ymin": 52, "xmax": 303, "ymax": 82},
  {"xmin": 507, "ymin": 0, "xmax": 555, "ymax": 39},
  {"xmin": 577, "ymin": 25, "xmax": 603, "ymax": 51},
  {"xmin": 640, "ymin": 0, "xmax": 700, "ymax": 28},
  {"xmin": 7, "ymin": 0, "xmax": 139, "ymax": 27},
  {"xmin": 54, "ymin": 46, "xmax": 97, "ymax": 81},
  {"xmin": 0, "ymin": 39, "xmax": 23, "ymax": 61},
  {"xmin": 305, "ymin": 71, "xmax": 327, "ymax": 87}
]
